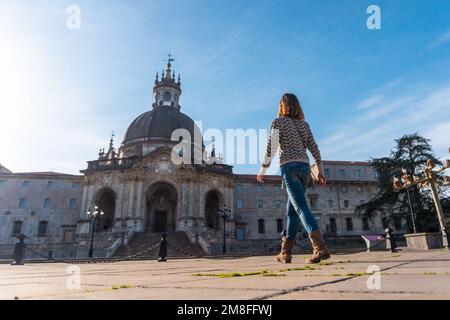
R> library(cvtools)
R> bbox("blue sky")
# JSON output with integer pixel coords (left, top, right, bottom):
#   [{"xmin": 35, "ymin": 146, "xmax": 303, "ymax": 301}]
[{"xmin": 1, "ymin": 0, "xmax": 450, "ymax": 175}]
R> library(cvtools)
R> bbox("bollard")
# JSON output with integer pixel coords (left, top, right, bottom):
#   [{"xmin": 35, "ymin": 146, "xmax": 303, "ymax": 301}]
[
  {"xmin": 11, "ymin": 234, "xmax": 27, "ymax": 266},
  {"xmin": 385, "ymin": 227, "xmax": 398, "ymax": 253},
  {"xmin": 158, "ymin": 232, "xmax": 168, "ymax": 262}
]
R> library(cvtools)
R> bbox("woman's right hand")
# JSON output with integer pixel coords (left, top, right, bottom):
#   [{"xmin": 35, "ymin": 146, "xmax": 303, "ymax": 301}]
[
  {"xmin": 256, "ymin": 174, "xmax": 264, "ymax": 183},
  {"xmin": 318, "ymin": 173, "xmax": 327, "ymax": 185}
]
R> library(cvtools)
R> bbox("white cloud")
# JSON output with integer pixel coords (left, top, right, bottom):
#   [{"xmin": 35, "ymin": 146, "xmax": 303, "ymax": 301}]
[
  {"xmin": 424, "ymin": 122, "xmax": 450, "ymax": 159},
  {"xmin": 428, "ymin": 30, "xmax": 450, "ymax": 50},
  {"xmin": 320, "ymin": 82, "xmax": 450, "ymax": 162},
  {"xmin": 355, "ymin": 94, "xmax": 383, "ymax": 111}
]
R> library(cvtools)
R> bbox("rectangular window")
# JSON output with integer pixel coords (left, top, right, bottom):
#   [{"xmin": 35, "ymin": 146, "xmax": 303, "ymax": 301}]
[
  {"xmin": 43, "ymin": 198, "xmax": 50, "ymax": 209},
  {"xmin": 328, "ymin": 200, "xmax": 333, "ymax": 208},
  {"xmin": 309, "ymin": 196, "xmax": 318, "ymax": 208},
  {"xmin": 12, "ymin": 221, "xmax": 23, "ymax": 236},
  {"xmin": 357, "ymin": 186, "xmax": 363, "ymax": 193},
  {"xmin": 235, "ymin": 225, "xmax": 246, "ymax": 240},
  {"xmin": 275, "ymin": 200, "xmax": 281, "ymax": 208},
  {"xmin": 355, "ymin": 169, "xmax": 361, "ymax": 180},
  {"xmin": 339, "ymin": 169, "xmax": 345, "ymax": 179},
  {"xmin": 276, "ymin": 219, "xmax": 283, "ymax": 233},
  {"xmin": 38, "ymin": 221, "xmax": 48, "ymax": 237},
  {"xmin": 374, "ymin": 170, "xmax": 379, "ymax": 179},
  {"xmin": 344, "ymin": 200, "xmax": 349, "ymax": 208},
  {"xmin": 346, "ymin": 218, "xmax": 353, "ymax": 231},
  {"xmin": 258, "ymin": 185, "xmax": 263, "ymax": 192},
  {"xmin": 62, "ymin": 227, "xmax": 76, "ymax": 242},
  {"xmin": 362, "ymin": 217, "xmax": 370, "ymax": 231},
  {"xmin": 237, "ymin": 199, "xmax": 243, "ymax": 209},
  {"xmin": 0, "ymin": 180, "xmax": 5, "ymax": 187},
  {"xmin": 258, "ymin": 200, "xmax": 263, "ymax": 209},
  {"xmin": 236, "ymin": 184, "xmax": 242, "ymax": 193},
  {"xmin": 330, "ymin": 218, "xmax": 337, "ymax": 233},
  {"xmin": 47, "ymin": 181, "xmax": 53, "ymax": 188},
  {"xmin": 324, "ymin": 169, "xmax": 330, "ymax": 179},
  {"xmin": 22, "ymin": 181, "xmax": 30, "ymax": 188},
  {"xmin": 341, "ymin": 186, "xmax": 348, "ymax": 193},
  {"xmin": 69, "ymin": 198, "xmax": 77, "ymax": 209},
  {"xmin": 258, "ymin": 219, "xmax": 265, "ymax": 233},
  {"xmin": 18, "ymin": 198, "xmax": 26, "ymax": 209},
  {"xmin": 326, "ymin": 186, "xmax": 332, "ymax": 193},
  {"xmin": 275, "ymin": 185, "xmax": 280, "ymax": 193},
  {"xmin": 72, "ymin": 182, "xmax": 80, "ymax": 189}
]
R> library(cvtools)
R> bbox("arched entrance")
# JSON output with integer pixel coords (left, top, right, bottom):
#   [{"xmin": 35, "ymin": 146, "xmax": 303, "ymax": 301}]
[
  {"xmin": 205, "ymin": 190, "xmax": 223, "ymax": 231},
  {"xmin": 96, "ymin": 188, "xmax": 116, "ymax": 232},
  {"xmin": 146, "ymin": 182, "xmax": 177, "ymax": 233}
]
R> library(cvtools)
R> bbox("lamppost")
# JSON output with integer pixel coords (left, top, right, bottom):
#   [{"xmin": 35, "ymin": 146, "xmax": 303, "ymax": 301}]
[
  {"xmin": 86, "ymin": 205, "xmax": 104, "ymax": 258},
  {"xmin": 393, "ymin": 154, "xmax": 450, "ymax": 249},
  {"xmin": 401, "ymin": 168, "xmax": 417, "ymax": 234},
  {"xmin": 218, "ymin": 204, "xmax": 231, "ymax": 254}
]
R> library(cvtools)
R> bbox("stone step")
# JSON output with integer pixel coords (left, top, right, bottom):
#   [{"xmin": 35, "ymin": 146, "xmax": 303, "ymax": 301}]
[{"xmin": 113, "ymin": 231, "xmax": 205, "ymax": 258}]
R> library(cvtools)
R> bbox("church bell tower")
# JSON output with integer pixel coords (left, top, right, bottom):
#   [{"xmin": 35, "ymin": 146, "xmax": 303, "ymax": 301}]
[{"xmin": 153, "ymin": 53, "xmax": 182, "ymax": 110}]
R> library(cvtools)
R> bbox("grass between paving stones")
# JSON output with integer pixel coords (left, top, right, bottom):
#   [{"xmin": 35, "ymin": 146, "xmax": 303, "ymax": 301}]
[
  {"xmin": 318, "ymin": 261, "xmax": 333, "ymax": 265},
  {"xmin": 111, "ymin": 284, "xmax": 134, "ymax": 290},
  {"xmin": 278, "ymin": 265, "xmax": 318, "ymax": 272},
  {"xmin": 192, "ymin": 270, "xmax": 276, "ymax": 278},
  {"xmin": 193, "ymin": 266, "xmax": 320, "ymax": 278}
]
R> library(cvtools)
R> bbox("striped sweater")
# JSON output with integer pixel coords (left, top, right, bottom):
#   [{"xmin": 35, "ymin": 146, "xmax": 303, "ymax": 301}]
[{"xmin": 260, "ymin": 116, "xmax": 324, "ymax": 175}]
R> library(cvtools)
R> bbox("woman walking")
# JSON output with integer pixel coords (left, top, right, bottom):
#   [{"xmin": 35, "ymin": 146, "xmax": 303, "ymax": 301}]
[{"xmin": 257, "ymin": 93, "xmax": 330, "ymax": 264}]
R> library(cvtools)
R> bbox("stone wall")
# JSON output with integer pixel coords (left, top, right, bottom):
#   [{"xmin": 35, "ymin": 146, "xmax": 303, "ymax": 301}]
[{"xmin": 0, "ymin": 173, "xmax": 83, "ymax": 245}]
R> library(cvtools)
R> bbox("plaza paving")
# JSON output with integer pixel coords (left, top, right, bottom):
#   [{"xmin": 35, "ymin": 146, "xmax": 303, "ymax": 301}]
[{"xmin": 1, "ymin": 249, "xmax": 450, "ymax": 300}]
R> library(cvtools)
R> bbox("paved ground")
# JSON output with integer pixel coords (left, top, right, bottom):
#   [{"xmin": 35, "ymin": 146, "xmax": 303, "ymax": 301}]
[{"xmin": 1, "ymin": 249, "xmax": 450, "ymax": 300}]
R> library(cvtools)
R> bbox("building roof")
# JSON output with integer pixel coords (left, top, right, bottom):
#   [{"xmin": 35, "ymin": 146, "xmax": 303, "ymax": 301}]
[
  {"xmin": 234, "ymin": 174, "xmax": 282, "ymax": 183},
  {"xmin": 321, "ymin": 160, "xmax": 372, "ymax": 166},
  {"xmin": 1, "ymin": 171, "xmax": 82, "ymax": 179},
  {"xmin": 0, "ymin": 163, "xmax": 12, "ymax": 174},
  {"xmin": 122, "ymin": 106, "xmax": 202, "ymax": 145},
  {"xmin": 234, "ymin": 160, "xmax": 376, "ymax": 183}
]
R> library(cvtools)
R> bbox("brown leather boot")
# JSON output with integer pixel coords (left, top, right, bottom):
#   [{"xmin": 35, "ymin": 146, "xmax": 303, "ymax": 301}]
[
  {"xmin": 306, "ymin": 230, "xmax": 330, "ymax": 264},
  {"xmin": 274, "ymin": 238, "xmax": 295, "ymax": 263}
]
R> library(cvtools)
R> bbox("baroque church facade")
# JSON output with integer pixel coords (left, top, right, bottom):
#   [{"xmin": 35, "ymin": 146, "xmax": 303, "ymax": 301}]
[{"xmin": 0, "ymin": 60, "xmax": 397, "ymax": 258}]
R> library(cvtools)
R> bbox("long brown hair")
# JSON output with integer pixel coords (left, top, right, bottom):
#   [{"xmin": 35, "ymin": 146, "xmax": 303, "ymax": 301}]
[{"xmin": 278, "ymin": 93, "xmax": 305, "ymax": 120}]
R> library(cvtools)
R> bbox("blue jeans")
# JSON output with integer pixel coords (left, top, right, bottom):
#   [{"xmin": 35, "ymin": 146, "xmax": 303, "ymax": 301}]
[{"xmin": 281, "ymin": 161, "xmax": 319, "ymax": 240}]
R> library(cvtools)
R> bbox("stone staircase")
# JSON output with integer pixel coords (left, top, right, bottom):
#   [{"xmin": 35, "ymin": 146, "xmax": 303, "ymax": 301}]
[{"xmin": 113, "ymin": 231, "xmax": 205, "ymax": 259}]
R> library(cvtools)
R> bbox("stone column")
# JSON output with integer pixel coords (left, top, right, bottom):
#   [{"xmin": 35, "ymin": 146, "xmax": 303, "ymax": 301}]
[
  {"xmin": 80, "ymin": 185, "xmax": 88, "ymax": 218},
  {"xmin": 182, "ymin": 183, "xmax": 188, "ymax": 218},
  {"xmin": 135, "ymin": 181, "xmax": 143, "ymax": 219},
  {"xmin": 128, "ymin": 181, "xmax": 136, "ymax": 218},
  {"xmin": 86, "ymin": 185, "xmax": 95, "ymax": 216},
  {"xmin": 118, "ymin": 183, "xmax": 125, "ymax": 219},
  {"xmin": 188, "ymin": 181, "xmax": 194, "ymax": 220},
  {"xmin": 199, "ymin": 183, "xmax": 205, "ymax": 219}
]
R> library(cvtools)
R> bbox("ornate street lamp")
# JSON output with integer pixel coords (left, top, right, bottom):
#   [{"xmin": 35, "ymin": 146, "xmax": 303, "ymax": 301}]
[
  {"xmin": 218, "ymin": 204, "xmax": 231, "ymax": 254},
  {"xmin": 393, "ymin": 151, "xmax": 450, "ymax": 249},
  {"xmin": 86, "ymin": 205, "xmax": 104, "ymax": 258},
  {"xmin": 401, "ymin": 168, "xmax": 417, "ymax": 234}
]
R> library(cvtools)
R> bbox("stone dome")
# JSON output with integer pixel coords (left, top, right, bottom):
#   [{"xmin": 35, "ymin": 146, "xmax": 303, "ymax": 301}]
[{"xmin": 123, "ymin": 106, "xmax": 202, "ymax": 145}]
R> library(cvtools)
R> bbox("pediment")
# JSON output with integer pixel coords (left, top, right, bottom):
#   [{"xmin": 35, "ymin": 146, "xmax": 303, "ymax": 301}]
[{"xmin": 133, "ymin": 146, "xmax": 176, "ymax": 174}]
